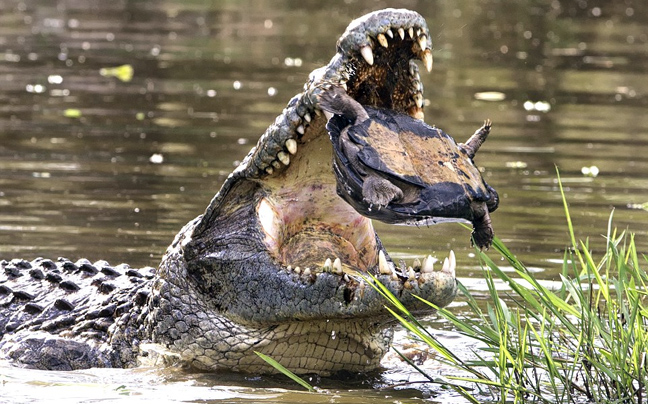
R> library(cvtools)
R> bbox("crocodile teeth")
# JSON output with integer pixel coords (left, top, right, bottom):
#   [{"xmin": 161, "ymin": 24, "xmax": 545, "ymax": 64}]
[
  {"xmin": 333, "ymin": 258, "xmax": 342, "ymax": 274},
  {"xmin": 422, "ymin": 49, "xmax": 433, "ymax": 72},
  {"xmin": 418, "ymin": 35, "xmax": 427, "ymax": 50},
  {"xmin": 378, "ymin": 250, "xmax": 390, "ymax": 275},
  {"xmin": 386, "ymin": 28, "xmax": 394, "ymax": 39},
  {"xmin": 271, "ymin": 160, "xmax": 281, "ymax": 169},
  {"xmin": 408, "ymin": 267, "xmax": 416, "ymax": 281},
  {"xmin": 412, "ymin": 257, "xmax": 421, "ymax": 269},
  {"xmin": 303, "ymin": 267, "xmax": 311, "ymax": 276},
  {"xmin": 277, "ymin": 151, "xmax": 290, "ymax": 166},
  {"xmin": 398, "ymin": 27, "xmax": 405, "ymax": 40},
  {"xmin": 324, "ymin": 258, "xmax": 332, "ymax": 270},
  {"xmin": 414, "ymin": 93, "xmax": 423, "ymax": 108},
  {"xmin": 285, "ymin": 138, "xmax": 297, "ymax": 155},
  {"xmin": 265, "ymin": 167, "xmax": 274, "ymax": 175},
  {"xmin": 422, "ymin": 255, "xmax": 434, "ymax": 273},
  {"xmin": 408, "ymin": 27, "xmax": 414, "ymax": 39},
  {"xmin": 360, "ymin": 45, "xmax": 374, "ymax": 66},
  {"xmin": 377, "ymin": 33, "xmax": 389, "ymax": 48},
  {"xmin": 340, "ymin": 81, "xmax": 347, "ymax": 91},
  {"xmin": 303, "ymin": 112, "xmax": 311, "ymax": 123},
  {"xmin": 441, "ymin": 250, "xmax": 456, "ymax": 277},
  {"xmin": 294, "ymin": 266, "xmax": 301, "ymax": 274},
  {"xmin": 296, "ymin": 124, "xmax": 305, "ymax": 135}
]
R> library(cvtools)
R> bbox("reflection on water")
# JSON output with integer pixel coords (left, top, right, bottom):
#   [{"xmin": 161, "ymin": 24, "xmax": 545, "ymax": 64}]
[{"xmin": 1, "ymin": 1, "xmax": 648, "ymax": 402}]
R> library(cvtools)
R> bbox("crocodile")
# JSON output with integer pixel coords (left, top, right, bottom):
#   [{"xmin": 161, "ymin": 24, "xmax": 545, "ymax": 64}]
[{"xmin": 0, "ymin": 9, "xmax": 495, "ymax": 375}]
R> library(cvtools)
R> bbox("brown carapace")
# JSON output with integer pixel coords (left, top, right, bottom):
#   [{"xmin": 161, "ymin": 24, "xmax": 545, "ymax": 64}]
[{"xmin": 320, "ymin": 85, "xmax": 499, "ymax": 249}]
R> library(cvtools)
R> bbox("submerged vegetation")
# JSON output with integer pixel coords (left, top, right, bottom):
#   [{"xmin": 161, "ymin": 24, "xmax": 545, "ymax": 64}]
[{"xmin": 264, "ymin": 176, "xmax": 648, "ymax": 403}]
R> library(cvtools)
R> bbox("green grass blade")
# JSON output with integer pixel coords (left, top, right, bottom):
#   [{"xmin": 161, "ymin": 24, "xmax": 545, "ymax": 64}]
[{"xmin": 254, "ymin": 351, "xmax": 315, "ymax": 392}]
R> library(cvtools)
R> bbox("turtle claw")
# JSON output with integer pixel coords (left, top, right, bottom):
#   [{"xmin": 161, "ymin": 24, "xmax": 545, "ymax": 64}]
[
  {"xmin": 471, "ymin": 210, "xmax": 494, "ymax": 250},
  {"xmin": 362, "ymin": 176, "xmax": 403, "ymax": 208}
]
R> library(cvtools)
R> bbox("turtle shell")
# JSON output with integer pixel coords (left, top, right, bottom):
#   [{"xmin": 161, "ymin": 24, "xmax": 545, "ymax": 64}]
[{"xmin": 327, "ymin": 107, "xmax": 495, "ymax": 225}]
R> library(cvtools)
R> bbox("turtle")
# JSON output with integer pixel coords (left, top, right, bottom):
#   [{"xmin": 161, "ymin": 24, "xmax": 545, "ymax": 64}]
[{"xmin": 319, "ymin": 85, "xmax": 499, "ymax": 249}]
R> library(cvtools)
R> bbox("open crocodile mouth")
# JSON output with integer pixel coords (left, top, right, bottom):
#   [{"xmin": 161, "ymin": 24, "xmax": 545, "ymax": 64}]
[{"xmin": 250, "ymin": 9, "xmax": 456, "ymax": 281}]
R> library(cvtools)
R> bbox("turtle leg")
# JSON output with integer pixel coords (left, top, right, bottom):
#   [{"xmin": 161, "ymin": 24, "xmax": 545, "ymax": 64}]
[
  {"xmin": 362, "ymin": 175, "xmax": 403, "ymax": 208},
  {"xmin": 319, "ymin": 85, "xmax": 369, "ymax": 125},
  {"xmin": 471, "ymin": 209, "xmax": 494, "ymax": 250}
]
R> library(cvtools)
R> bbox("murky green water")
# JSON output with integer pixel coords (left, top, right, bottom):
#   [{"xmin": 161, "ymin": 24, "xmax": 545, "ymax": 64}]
[{"xmin": 1, "ymin": 0, "xmax": 647, "ymax": 402}]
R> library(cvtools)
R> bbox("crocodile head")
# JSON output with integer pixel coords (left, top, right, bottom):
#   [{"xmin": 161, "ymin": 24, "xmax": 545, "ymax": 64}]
[{"xmin": 152, "ymin": 9, "xmax": 459, "ymax": 375}]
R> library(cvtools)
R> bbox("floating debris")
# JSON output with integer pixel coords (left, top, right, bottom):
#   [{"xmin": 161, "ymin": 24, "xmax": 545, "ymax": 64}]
[
  {"xmin": 47, "ymin": 75, "xmax": 63, "ymax": 84},
  {"xmin": 524, "ymin": 100, "xmax": 551, "ymax": 112},
  {"xmin": 627, "ymin": 202, "xmax": 648, "ymax": 211},
  {"xmin": 505, "ymin": 161, "xmax": 528, "ymax": 169},
  {"xmin": 100, "ymin": 64, "xmax": 134, "ymax": 82},
  {"xmin": 26, "ymin": 84, "xmax": 46, "ymax": 93},
  {"xmin": 474, "ymin": 91, "xmax": 506, "ymax": 102},
  {"xmin": 63, "ymin": 108, "xmax": 82, "ymax": 118},
  {"xmin": 149, "ymin": 153, "xmax": 164, "ymax": 164},
  {"xmin": 580, "ymin": 166, "xmax": 599, "ymax": 177}
]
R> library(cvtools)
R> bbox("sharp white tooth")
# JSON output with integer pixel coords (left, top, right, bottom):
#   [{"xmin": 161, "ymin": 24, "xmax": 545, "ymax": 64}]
[
  {"xmin": 323, "ymin": 110, "xmax": 333, "ymax": 120},
  {"xmin": 422, "ymin": 255, "xmax": 434, "ymax": 273},
  {"xmin": 377, "ymin": 33, "xmax": 388, "ymax": 48},
  {"xmin": 449, "ymin": 250, "xmax": 456, "ymax": 270},
  {"xmin": 409, "ymin": 64, "xmax": 416, "ymax": 76},
  {"xmin": 294, "ymin": 266, "xmax": 301, "ymax": 274},
  {"xmin": 265, "ymin": 167, "xmax": 274, "ymax": 175},
  {"xmin": 324, "ymin": 258, "xmax": 332, "ymax": 269},
  {"xmin": 296, "ymin": 125, "xmax": 305, "ymax": 135},
  {"xmin": 391, "ymin": 269, "xmax": 399, "ymax": 281},
  {"xmin": 303, "ymin": 267, "xmax": 311, "ymax": 276},
  {"xmin": 442, "ymin": 252, "xmax": 456, "ymax": 277},
  {"xmin": 408, "ymin": 268, "xmax": 416, "ymax": 281},
  {"xmin": 304, "ymin": 113, "xmax": 311, "ymax": 123},
  {"xmin": 418, "ymin": 35, "xmax": 427, "ymax": 50},
  {"xmin": 414, "ymin": 93, "xmax": 423, "ymax": 108},
  {"xmin": 285, "ymin": 138, "xmax": 297, "ymax": 155},
  {"xmin": 360, "ymin": 45, "xmax": 374, "ymax": 66},
  {"xmin": 416, "ymin": 28, "xmax": 421, "ymax": 37},
  {"xmin": 287, "ymin": 265, "xmax": 292, "ymax": 271},
  {"xmin": 271, "ymin": 160, "xmax": 281, "ymax": 169},
  {"xmin": 277, "ymin": 151, "xmax": 290, "ymax": 166},
  {"xmin": 398, "ymin": 27, "xmax": 405, "ymax": 40},
  {"xmin": 386, "ymin": 29, "xmax": 394, "ymax": 38},
  {"xmin": 333, "ymin": 258, "xmax": 342, "ymax": 274},
  {"xmin": 340, "ymin": 81, "xmax": 347, "ymax": 91},
  {"xmin": 378, "ymin": 250, "xmax": 390, "ymax": 275},
  {"xmin": 422, "ymin": 50, "xmax": 433, "ymax": 72},
  {"xmin": 408, "ymin": 27, "xmax": 414, "ymax": 39},
  {"xmin": 344, "ymin": 274, "xmax": 350, "ymax": 282},
  {"xmin": 412, "ymin": 257, "xmax": 421, "ymax": 268}
]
